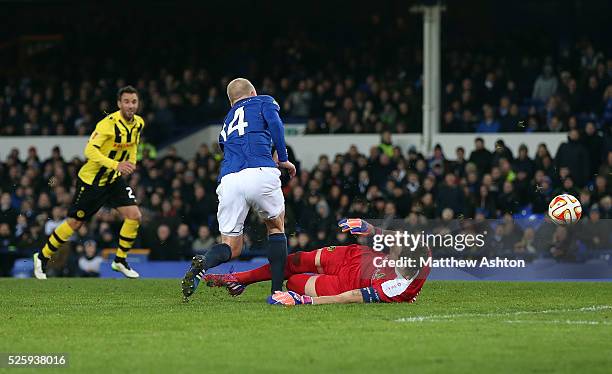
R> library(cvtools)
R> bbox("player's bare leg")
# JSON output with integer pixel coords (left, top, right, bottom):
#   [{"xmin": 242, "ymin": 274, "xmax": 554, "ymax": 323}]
[
  {"xmin": 181, "ymin": 234, "xmax": 239, "ymax": 301},
  {"xmin": 112, "ymin": 205, "xmax": 142, "ymax": 279},
  {"xmin": 264, "ymin": 211, "xmax": 287, "ymax": 293},
  {"xmin": 34, "ymin": 218, "xmax": 84, "ymax": 279},
  {"xmin": 222, "ymin": 234, "xmax": 245, "ymax": 259}
]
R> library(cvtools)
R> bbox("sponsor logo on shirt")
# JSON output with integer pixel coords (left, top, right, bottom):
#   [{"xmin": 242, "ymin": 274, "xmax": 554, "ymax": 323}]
[
  {"xmin": 113, "ymin": 142, "xmax": 135, "ymax": 149},
  {"xmin": 381, "ymin": 278, "xmax": 410, "ymax": 297}
]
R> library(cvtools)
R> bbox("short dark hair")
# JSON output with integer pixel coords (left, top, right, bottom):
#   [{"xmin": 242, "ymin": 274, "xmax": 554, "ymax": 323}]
[{"xmin": 117, "ymin": 85, "xmax": 139, "ymax": 101}]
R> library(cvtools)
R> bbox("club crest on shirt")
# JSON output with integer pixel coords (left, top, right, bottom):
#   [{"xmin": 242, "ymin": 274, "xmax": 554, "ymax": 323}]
[
  {"xmin": 326, "ymin": 246, "xmax": 336, "ymax": 252},
  {"xmin": 372, "ymin": 268, "xmax": 386, "ymax": 280}
]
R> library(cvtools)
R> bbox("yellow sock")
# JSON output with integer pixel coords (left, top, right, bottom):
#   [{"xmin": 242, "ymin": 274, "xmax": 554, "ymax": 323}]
[
  {"xmin": 41, "ymin": 221, "xmax": 74, "ymax": 258},
  {"xmin": 116, "ymin": 218, "xmax": 139, "ymax": 259}
]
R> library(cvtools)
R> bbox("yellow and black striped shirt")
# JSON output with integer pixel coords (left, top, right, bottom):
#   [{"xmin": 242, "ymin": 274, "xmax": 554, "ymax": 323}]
[{"xmin": 78, "ymin": 111, "xmax": 144, "ymax": 186}]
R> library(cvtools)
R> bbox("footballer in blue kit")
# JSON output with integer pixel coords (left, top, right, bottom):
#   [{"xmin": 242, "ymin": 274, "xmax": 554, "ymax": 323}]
[
  {"xmin": 182, "ymin": 78, "xmax": 296, "ymax": 301},
  {"xmin": 218, "ymin": 94, "xmax": 287, "ymax": 179}
]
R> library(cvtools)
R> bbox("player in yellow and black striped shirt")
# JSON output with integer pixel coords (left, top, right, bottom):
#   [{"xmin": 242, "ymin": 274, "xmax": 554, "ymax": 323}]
[{"xmin": 33, "ymin": 86, "xmax": 145, "ymax": 279}]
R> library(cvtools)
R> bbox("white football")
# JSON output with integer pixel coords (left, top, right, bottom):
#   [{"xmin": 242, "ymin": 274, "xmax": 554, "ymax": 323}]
[{"xmin": 548, "ymin": 194, "xmax": 582, "ymax": 225}]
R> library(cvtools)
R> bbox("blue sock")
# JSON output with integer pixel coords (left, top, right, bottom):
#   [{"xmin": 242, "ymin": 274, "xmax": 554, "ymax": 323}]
[
  {"xmin": 202, "ymin": 243, "xmax": 232, "ymax": 271},
  {"xmin": 267, "ymin": 233, "xmax": 287, "ymax": 293}
]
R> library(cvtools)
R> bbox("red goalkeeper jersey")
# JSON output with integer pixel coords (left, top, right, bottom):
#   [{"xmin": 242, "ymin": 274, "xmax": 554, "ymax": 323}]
[{"xmin": 319, "ymin": 244, "xmax": 431, "ymax": 303}]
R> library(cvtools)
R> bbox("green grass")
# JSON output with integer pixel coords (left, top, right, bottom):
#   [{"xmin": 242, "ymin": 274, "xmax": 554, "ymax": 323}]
[{"xmin": 1, "ymin": 280, "xmax": 611, "ymax": 373}]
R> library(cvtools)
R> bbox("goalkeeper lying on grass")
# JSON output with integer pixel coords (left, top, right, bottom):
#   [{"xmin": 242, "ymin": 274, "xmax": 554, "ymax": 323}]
[{"xmin": 202, "ymin": 218, "xmax": 431, "ymax": 306}]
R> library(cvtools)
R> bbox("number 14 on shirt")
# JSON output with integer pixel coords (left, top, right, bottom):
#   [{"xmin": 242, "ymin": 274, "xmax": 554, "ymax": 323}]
[{"xmin": 220, "ymin": 106, "xmax": 249, "ymax": 141}]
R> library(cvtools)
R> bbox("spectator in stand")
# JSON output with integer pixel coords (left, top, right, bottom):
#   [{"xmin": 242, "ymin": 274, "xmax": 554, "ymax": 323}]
[
  {"xmin": 428, "ymin": 144, "xmax": 446, "ymax": 172},
  {"xmin": 436, "ymin": 173, "xmax": 463, "ymax": 216},
  {"xmin": 591, "ymin": 175, "xmax": 611, "ymax": 203},
  {"xmin": 580, "ymin": 76, "xmax": 603, "ymax": 115},
  {"xmin": 450, "ymin": 147, "xmax": 467, "ymax": 178},
  {"xmin": 378, "ymin": 131, "xmax": 394, "ymax": 157},
  {"xmin": 98, "ymin": 229, "xmax": 117, "ymax": 250},
  {"xmin": 553, "ymin": 176, "xmax": 581, "ymax": 199},
  {"xmin": 601, "ymin": 196, "xmax": 612, "ymax": 219},
  {"xmin": 476, "ymin": 104, "xmax": 501, "ymax": 133},
  {"xmin": 547, "ymin": 115, "xmax": 564, "ymax": 132},
  {"xmin": 78, "ymin": 240, "xmax": 103, "ymax": 277},
  {"xmin": 192, "ymin": 225, "xmax": 215, "ymax": 255},
  {"xmin": 482, "ymin": 72, "xmax": 501, "ymax": 106},
  {"xmin": 555, "ymin": 129, "xmax": 590, "ymax": 187},
  {"xmin": 549, "ymin": 226, "xmax": 577, "ymax": 261},
  {"xmin": 497, "ymin": 181, "xmax": 519, "ymax": 214},
  {"xmin": 18, "ymin": 224, "xmax": 45, "ymax": 253},
  {"xmin": 0, "ymin": 193, "xmax": 18, "ymax": 232},
  {"xmin": 284, "ymin": 80, "xmax": 313, "ymax": 118},
  {"xmin": 492, "ymin": 139, "xmax": 514, "ymax": 165},
  {"xmin": 176, "ymin": 224, "xmax": 194, "ymax": 259},
  {"xmin": 443, "ymin": 110, "xmax": 465, "ymax": 132},
  {"xmin": 532, "ymin": 64, "xmax": 558, "ymax": 103},
  {"xmin": 293, "ymin": 232, "xmax": 312, "ymax": 252},
  {"xmin": 148, "ymin": 224, "xmax": 181, "ymax": 261},
  {"xmin": 513, "ymin": 144, "xmax": 535, "ymax": 179},
  {"xmin": 469, "ymin": 137, "xmax": 493, "ymax": 175},
  {"xmin": 498, "ymin": 98, "xmax": 519, "ymax": 132},
  {"xmin": 582, "ymin": 122, "xmax": 604, "ymax": 177},
  {"xmin": 578, "ymin": 206, "xmax": 608, "ymax": 250},
  {"xmin": 0, "ymin": 223, "xmax": 17, "ymax": 276},
  {"xmin": 514, "ymin": 228, "xmax": 537, "ymax": 259}
]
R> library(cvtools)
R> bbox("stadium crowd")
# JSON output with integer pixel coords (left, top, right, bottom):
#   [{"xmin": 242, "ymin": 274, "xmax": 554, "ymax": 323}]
[
  {"xmin": 441, "ymin": 43, "xmax": 612, "ymax": 134},
  {"xmin": 1, "ymin": 129, "xmax": 612, "ymax": 276},
  {"xmin": 1, "ymin": 7, "xmax": 612, "ymax": 276},
  {"xmin": 1, "ymin": 30, "xmax": 610, "ymax": 138}
]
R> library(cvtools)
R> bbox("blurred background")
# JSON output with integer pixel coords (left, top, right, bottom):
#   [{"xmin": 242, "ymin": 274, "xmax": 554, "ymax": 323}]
[{"xmin": 0, "ymin": 0, "xmax": 611, "ymax": 278}]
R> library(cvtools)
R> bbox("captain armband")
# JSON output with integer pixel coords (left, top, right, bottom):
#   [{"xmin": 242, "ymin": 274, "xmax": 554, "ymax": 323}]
[{"xmin": 360, "ymin": 287, "xmax": 381, "ymax": 303}]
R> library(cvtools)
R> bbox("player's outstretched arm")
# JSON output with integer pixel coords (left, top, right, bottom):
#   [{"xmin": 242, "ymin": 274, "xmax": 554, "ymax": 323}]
[
  {"xmin": 268, "ymin": 289, "xmax": 365, "ymax": 306},
  {"xmin": 311, "ymin": 289, "xmax": 365, "ymax": 305},
  {"xmin": 338, "ymin": 218, "xmax": 405, "ymax": 259}
]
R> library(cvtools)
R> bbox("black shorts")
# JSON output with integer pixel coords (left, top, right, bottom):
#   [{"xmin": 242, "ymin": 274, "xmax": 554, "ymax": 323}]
[{"xmin": 68, "ymin": 177, "xmax": 137, "ymax": 221}]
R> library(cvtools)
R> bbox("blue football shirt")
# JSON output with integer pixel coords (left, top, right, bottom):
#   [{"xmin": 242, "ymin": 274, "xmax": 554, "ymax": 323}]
[{"xmin": 218, "ymin": 95, "xmax": 288, "ymax": 181}]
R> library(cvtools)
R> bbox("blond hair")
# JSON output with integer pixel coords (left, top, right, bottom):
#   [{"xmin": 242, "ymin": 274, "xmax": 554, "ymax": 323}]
[{"xmin": 227, "ymin": 78, "xmax": 256, "ymax": 105}]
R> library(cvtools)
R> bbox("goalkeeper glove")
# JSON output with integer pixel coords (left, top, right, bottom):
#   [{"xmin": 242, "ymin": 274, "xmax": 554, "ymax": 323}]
[
  {"xmin": 267, "ymin": 291, "xmax": 314, "ymax": 306},
  {"xmin": 338, "ymin": 218, "xmax": 380, "ymax": 236}
]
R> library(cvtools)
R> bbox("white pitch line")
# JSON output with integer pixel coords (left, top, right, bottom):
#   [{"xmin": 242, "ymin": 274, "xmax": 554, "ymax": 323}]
[
  {"xmin": 505, "ymin": 320, "xmax": 612, "ymax": 326},
  {"xmin": 395, "ymin": 305, "xmax": 612, "ymax": 323}
]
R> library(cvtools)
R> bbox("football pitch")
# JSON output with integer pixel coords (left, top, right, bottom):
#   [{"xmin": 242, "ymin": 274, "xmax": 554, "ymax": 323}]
[{"xmin": 1, "ymin": 279, "xmax": 611, "ymax": 373}]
